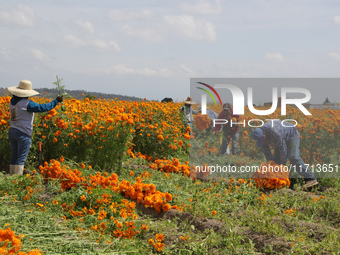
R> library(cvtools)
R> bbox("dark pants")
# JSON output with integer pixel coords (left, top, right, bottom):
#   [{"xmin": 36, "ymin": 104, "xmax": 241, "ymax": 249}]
[
  {"xmin": 8, "ymin": 128, "xmax": 31, "ymax": 165},
  {"xmin": 274, "ymin": 137, "xmax": 316, "ymax": 181},
  {"xmin": 220, "ymin": 132, "xmax": 239, "ymax": 155}
]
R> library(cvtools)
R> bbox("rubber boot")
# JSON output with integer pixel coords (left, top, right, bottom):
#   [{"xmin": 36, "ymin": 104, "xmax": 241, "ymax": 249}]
[
  {"xmin": 13, "ymin": 165, "xmax": 24, "ymax": 175},
  {"xmin": 9, "ymin": 165, "xmax": 15, "ymax": 175}
]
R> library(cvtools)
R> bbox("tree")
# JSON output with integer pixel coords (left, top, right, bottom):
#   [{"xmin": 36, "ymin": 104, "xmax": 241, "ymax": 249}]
[
  {"xmin": 323, "ymin": 97, "xmax": 331, "ymax": 105},
  {"xmin": 85, "ymin": 94, "xmax": 96, "ymax": 100}
]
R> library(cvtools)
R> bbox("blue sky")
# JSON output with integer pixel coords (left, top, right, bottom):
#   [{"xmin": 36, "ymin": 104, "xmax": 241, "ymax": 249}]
[{"xmin": 1, "ymin": 0, "xmax": 340, "ymax": 102}]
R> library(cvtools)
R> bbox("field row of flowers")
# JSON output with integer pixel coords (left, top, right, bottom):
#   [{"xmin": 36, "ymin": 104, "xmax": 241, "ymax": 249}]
[
  {"xmin": 0, "ymin": 227, "xmax": 42, "ymax": 254},
  {"xmin": 192, "ymin": 104, "xmax": 340, "ymax": 165},
  {"xmin": 39, "ymin": 156, "xmax": 175, "ymax": 213},
  {"xmin": 1, "ymin": 95, "xmax": 339, "ymax": 171},
  {"xmin": 0, "ymin": 96, "xmax": 190, "ymax": 170},
  {"xmin": 253, "ymin": 161, "xmax": 291, "ymax": 189},
  {"xmin": 0, "ymin": 155, "xmax": 177, "ymax": 253}
]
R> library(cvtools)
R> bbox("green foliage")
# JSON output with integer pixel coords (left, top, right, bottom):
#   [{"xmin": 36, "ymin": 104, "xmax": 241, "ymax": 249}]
[
  {"xmin": 1, "ymin": 82, "xmax": 340, "ymax": 254},
  {"xmin": 85, "ymin": 94, "xmax": 96, "ymax": 100},
  {"xmin": 129, "ymin": 101, "xmax": 189, "ymax": 159},
  {"xmin": 53, "ymin": 75, "xmax": 70, "ymax": 98},
  {"xmin": 2, "ymin": 155, "xmax": 340, "ymax": 253}
]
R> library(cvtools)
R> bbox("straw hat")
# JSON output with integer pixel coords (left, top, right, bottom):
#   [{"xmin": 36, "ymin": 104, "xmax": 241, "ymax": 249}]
[
  {"xmin": 7, "ymin": 80, "xmax": 39, "ymax": 97},
  {"xmin": 183, "ymin": 96, "xmax": 196, "ymax": 105}
]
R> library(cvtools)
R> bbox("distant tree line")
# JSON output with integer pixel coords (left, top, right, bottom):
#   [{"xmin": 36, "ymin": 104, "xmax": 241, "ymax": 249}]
[{"xmin": 0, "ymin": 87, "xmax": 144, "ymax": 101}]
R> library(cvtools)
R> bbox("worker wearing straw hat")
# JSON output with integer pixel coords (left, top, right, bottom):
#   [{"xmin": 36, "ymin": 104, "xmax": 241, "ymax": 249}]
[
  {"xmin": 7, "ymin": 80, "xmax": 63, "ymax": 175},
  {"xmin": 180, "ymin": 96, "xmax": 198, "ymax": 131}
]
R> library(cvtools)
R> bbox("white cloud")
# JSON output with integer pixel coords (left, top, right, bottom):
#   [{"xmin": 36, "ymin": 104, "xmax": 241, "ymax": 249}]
[
  {"xmin": 111, "ymin": 64, "xmax": 134, "ymax": 74},
  {"xmin": 122, "ymin": 25, "xmax": 165, "ymax": 42},
  {"xmin": 180, "ymin": 64, "xmax": 195, "ymax": 75},
  {"xmin": 333, "ymin": 16, "xmax": 340, "ymax": 25},
  {"xmin": 158, "ymin": 68, "xmax": 173, "ymax": 77},
  {"xmin": 180, "ymin": 0, "xmax": 222, "ymax": 15},
  {"xmin": 0, "ymin": 48, "xmax": 12, "ymax": 61},
  {"xmin": 137, "ymin": 68, "xmax": 157, "ymax": 76},
  {"xmin": 63, "ymin": 34, "xmax": 86, "ymax": 48},
  {"xmin": 0, "ymin": 5, "xmax": 36, "ymax": 27},
  {"xmin": 121, "ymin": 14, "xmax": 216, "ymax": 42},
  {"xmin": 108, "ymin": 9, "xmax": 153, "ymax": 22},
  {"xmin": 61, "ymin": 35, "xmax": 121, "ymax": 51},
  {"xmin": 92, "ymin": 40, "xmax": 121, "ymax": 52},
  {"xmin": 163, "ymin": 15, "xmax": 216, "ymax": 42},
  {"xmin": 329, "ymin": 52, "xmax": 340, "ymax": 61},
  {"xmin": 94, "ymin": 64, "xmax": 172, "ymax": 77},
  {"xmin": 30, "ymin": 49, "xmax": 49, "ymax": 62},
  {"xmin": 264, "ymin": 52, "xmax": 285, "ymax": 62},
  {"xmin": 75, "ymin": 19, "xmax": 95, "ymax": 34}
]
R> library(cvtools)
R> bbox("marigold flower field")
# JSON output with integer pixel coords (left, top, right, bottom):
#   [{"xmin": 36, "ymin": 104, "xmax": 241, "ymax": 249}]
[{"xmin": 1, "ymin": 95, "xmax": 340, "ymax": 254}]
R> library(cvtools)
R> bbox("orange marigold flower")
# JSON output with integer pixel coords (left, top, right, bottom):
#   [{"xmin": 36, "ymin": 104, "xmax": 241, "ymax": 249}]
[
  {"xmin": 153, "ymin": 242, "xmax": 165, "ymax": 252},
  {"xmin": 165, "ymin": 192, "xmax": 172, "ymax": 201},
  {"xmin": 180, "ymin": 234, "xmax": 189, "ymax": 241},
  {"xmin": 212, "ymin": 210, "xmax": 217, "ymax": 216},
  {"xmin": 253, "ymin": 161, "xmax": 290, "ymax": 190},
  {"xmin": 184, "ymin": 133, "xmax": 190, "ymax": 140},
  {"xmin": 155, "ymin": 233, "xmax": 164, "ymax": 242},
  {"xmin": 97, "ymin": 210, "xmax": 107, "ymax": 221},
  {"xmin": 162, "ymin": 204, "xmax": 171, "ymax": 212},
  {"xmin": 141, "ymin": 224, "xmax": 149, "ymax": 231}
]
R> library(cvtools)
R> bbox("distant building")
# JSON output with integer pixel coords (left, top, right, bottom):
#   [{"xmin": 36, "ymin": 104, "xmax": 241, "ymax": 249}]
[
  {"xmin": 325, "ymin": 103, "xmax": 340, "ymax": 110},
  {"xmin": 263, "ymin": 97, "xmax": 340, "ymax": 110},
  {"xmin": 303, "ymin": 104, "xmax": 325, "ymax": 109},
  {"xmin": 303, "ymin": 103, "xmax": 340, "ymax": 110}
]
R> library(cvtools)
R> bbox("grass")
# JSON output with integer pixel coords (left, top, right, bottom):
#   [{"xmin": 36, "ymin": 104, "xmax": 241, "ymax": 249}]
[
  {"xmin": 1, "ymin": 200, "xmax": 109, "ymax": 254},
  {"xmin": 1, "ymin": 155, "xmax": 340, "ymax": 254}
]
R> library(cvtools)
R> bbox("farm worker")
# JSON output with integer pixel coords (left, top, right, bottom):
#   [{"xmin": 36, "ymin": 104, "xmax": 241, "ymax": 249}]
[
  {"xmin": 203, "ymin": 109, "xmax": 219, "ymax": 131},
  {"xmin": 205, "ymin": 109, "xmax": 218, "ymax": 123},
  {"xmin": 197, "ymin": 107, "xmax": 219, "ymax": 126},
  {"xmin": 7, "ymin": 80, "xmax": 63, "ymax": 175},
  {"xmin": 180, "ymin": 96, "xmax": 198, "ymax": 131},
  {"xmin": 213, "ymin": 103, "xmax": 240, "ymax": 155},
  {"xmin": 251, "ymin": 120, "xmax": 318, "ymax": 189}
]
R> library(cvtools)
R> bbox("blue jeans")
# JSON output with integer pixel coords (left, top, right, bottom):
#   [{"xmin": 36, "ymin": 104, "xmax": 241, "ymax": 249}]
[
  {"xmin": 220, "ymin": 132, "xmax": 239, "ymax": 155},
  {"xmin": 274, "ymin": 137, "xmax": 316, "ymax": 182},
  {"xmin": 8, "ymin": 128, "xmax": 32, "ymax": 165}
]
